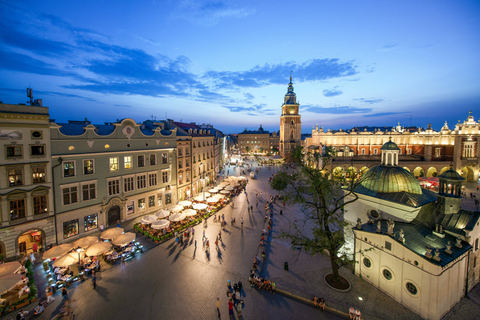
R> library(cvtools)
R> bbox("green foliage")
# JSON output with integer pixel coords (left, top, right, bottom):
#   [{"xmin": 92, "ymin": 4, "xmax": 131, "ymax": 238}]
[
  {"xmin": 24, "ymin": 258, "xmax": 32, "ymax": 268},
  {"xmin": 270, "ymin": 146, "xmax": 360, "ymax": 284}
]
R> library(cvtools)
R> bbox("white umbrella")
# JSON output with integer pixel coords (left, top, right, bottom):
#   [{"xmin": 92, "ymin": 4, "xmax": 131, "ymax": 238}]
[
  {"xmin": 193, "ymin": 203, "xmax": 208, "ymax": 210},
  {"xmin": 43, "ymin": 243, "xmax": 74, "ymax": 260},
  {"xmin": 209, "ymin": 189, "xmax": 219, "ymax": 193},
  {"xmin": 151, "ymin": 220, "xmax": 170, "ymax": 230},
  {"xmin": 0, "ymin": 274, "xmax": 23, "ymax": 294},
  {"xmin": 101, "ymin": 227, "xmax": 124, "ymax": 240},
  {"xmin": 213, "ymin": 194, "xmax": 225, "ymax": 199},
  {"xmin": 85, "ymin": 241, "xmax": 112, "ymax": 256},
  {"xmin": 0, "ymin": 262, "xmax": 21, "ymax": 278},
  {"xmin": 73, "ymin": 236, "xmax": 98, "ymax": 249},
  {"xmin": 193, "ymin": 192, "xmax": 211, "ymax": 201},
  {"xmin": 182, "ymin": 209, "xmax": 197, "ymax": 216},
  {"xmin": 140, "ymin": 215, "xmax": 158, "ymax": 224},
  {"xmin": 178, "ymin": 200, "xmax": 192, "ymax": 207},
  {"xmin": 170, "ymin": 205, "xmax": 184, "ymax": 212},
  {"xmin": 169, "ymin": 212, "xmax": 186, "ymax": 222},
  {"xmin": 237, "ymin": 176, "xmax": 247, "ymax": 180},
  {"xmin": 225, "ymin": 186, "xmax": 235, "ymax": 191},
  {"xmin": 112, "ymin": 232, "xmax": 136, "ymax": 246},
  {"xmin": 220, "ymin": 190, "xmax": 230, "ymax": 194},
  {"xmin": 155, "ymin": 209, "xmax": 170, "ymax": 218},
  {"xmin": 206, "ymin": 197, "xmax": 218, "ymax": 203},
  {"xmin": 53, "ymin": 251, "xmax": 84, "ymax": 267}
]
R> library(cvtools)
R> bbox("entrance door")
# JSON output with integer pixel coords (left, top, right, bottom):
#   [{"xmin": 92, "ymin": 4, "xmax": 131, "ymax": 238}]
[{"xmin": 108, "ymin": 205, "xmax": 121, "ymax": 226}]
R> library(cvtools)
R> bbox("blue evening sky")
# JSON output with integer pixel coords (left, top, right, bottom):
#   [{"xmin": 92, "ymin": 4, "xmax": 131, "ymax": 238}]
[{"xmin": 1, "ymin": 0, "xmax": 479, "ymax": 134}]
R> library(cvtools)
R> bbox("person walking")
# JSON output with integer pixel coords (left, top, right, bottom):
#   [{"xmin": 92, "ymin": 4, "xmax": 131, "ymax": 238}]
[
  {"xmin": 228, "ymin": 299, "xmax": 234, "ymax": 319},
  {"xmin": 236, "ymin": 299, "xmax": 243, "ymax": 317},
  {"xmin": 195, "ymin": 240, "xmax": 197, "ymax": 248},
  {"xmin": 61, "ymin": 287, "xmax": 68, "ymax": 301},
  {"xmin": 216, "ymin": 298, "xmax": 221, "ymax": 318},
  {"xmin": 92, "ymin": 270, "xmax": 97, "ymax": 289}
]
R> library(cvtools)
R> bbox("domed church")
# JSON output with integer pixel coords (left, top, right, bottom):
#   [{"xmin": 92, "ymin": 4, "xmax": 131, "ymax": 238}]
[{"xmin": 344, "ymin": 139, "xmax": 480, "ymax": 320}]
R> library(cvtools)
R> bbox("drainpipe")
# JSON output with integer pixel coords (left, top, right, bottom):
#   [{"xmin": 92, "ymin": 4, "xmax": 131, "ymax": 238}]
[
  {"xmin": 51, "ymin": 157, "xmax": 63, "ymax": 246},
  {"xmin": 465, "ymin": 249, "xmax": 471, "ymax": 297}
]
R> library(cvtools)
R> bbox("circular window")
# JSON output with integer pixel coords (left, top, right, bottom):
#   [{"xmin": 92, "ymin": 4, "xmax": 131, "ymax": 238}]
[
  {"xmin": 105, "ymin": 144, "xmax": 110, "ymax": 149},
  {"xmin": 369, "ymin": 210, "xmax": 380, "ymax": 219},
  {"xmin": 145, "ymin": 143, "xmax": 149, "ymax": 146},
  {"xmin": 127, "ymin": 144, "xmax": 131, "ymax": 148},
  {"xmin": 406, "ymin": 282, "xmax": 417, "ymax": 295},
  {"xmin": 68, "ymin": 146, "xmax": 75, "ymax": 151},
  {"xmin": 363, "ymin": 257, "xmax": 371, "ymax": 268},
  {"xmin": 382, "ymin": 269, "xmax": 393, "ymax": 280},
  {"xmin": 414, "ymin": 261, "xmax": 419, "ymax": 266},
  {"xmin": 32, "ymin": 131, "xmax": 42, "ymax": 138}
]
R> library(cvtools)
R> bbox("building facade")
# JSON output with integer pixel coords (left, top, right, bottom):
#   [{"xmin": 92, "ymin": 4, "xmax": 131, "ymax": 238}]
[
  {"xmin": 304, "ymin": 112, "xmax": 480, "ymax": 181},
  {"xmin": 0, "ymin": 103, "xmax": 56, "ymax": 259},
  {"xmin": 50, "ymin": 118, "xmax": 177, "ymax": 242},
  {"xmin": 237, "ymin": 125, "xmax": 279, "ymax": 155},
  {"xmin": 279, "ymin": 76, "xmax": 302, "ymax": 160}
]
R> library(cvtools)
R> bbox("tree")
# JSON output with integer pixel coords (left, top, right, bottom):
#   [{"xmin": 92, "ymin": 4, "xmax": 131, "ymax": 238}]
[
  {"xmin": 270, "ymin": 146, "xmax": 360, "ymax": 288},
  {"xmin": 245, "ymin": 146, "xmax": 250, "ymax": 154},
  {"xmin": 272, "ymin": 145, "xmax": 279, "ymax": 154}
]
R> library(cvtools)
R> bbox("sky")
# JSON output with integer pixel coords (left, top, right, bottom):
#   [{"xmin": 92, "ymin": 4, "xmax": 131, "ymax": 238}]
[{"xmin": 1, "ymin": 0, "xmax": 479, "ymax": 134}]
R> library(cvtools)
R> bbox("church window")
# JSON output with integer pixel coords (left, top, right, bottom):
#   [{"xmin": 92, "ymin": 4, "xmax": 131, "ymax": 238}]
[
  {"xmin": 368, "ymin": 210, "xmax": 379, "ymax": 220},
  {"xmin": 363, "ymin": 257, "xmax": 372, "ymax": 268},
  {"xmin": 361, "ymin": 149, "xmax": 365, "ymax": 155},
  {"xmin": 373, "ymin": 149, "xmax": 378, "ymax": 155},
  {"xmin": 406, "ymin": 282, "xmax": 418, "ymax": 295},
  {"xmin": 291, "ymin": 120, "xmax": 294, "ymax": 125},
  {"xmin": 385, "ymin": 241, "xmax": 392, "ymax": 251},
  {"xmin": 382, "ymin": 269, "xmax": 393, "ymax": 281}
]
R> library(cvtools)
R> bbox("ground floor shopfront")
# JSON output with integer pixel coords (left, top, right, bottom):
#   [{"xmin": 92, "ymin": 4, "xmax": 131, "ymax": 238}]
[
  {"xmin": 0, "ymin": 217, "xmax": 55, "ymax": 260},
  {"xmin": 56, "ymin": 188, "xmax": 177, "ymax": 243}
]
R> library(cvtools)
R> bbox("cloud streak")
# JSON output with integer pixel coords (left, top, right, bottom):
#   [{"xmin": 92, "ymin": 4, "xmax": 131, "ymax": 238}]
[
  {"xmin": 304, "ymin": 105, "xmax": 372, "ymax": 114},
  {"xmin": 323, "ymin": 87, "xmax": 343, "ymax": 97}
]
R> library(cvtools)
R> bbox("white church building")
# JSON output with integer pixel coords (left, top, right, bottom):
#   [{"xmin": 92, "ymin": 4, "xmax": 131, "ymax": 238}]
[{"xmin": 344, "ymin": 139, "xmax": 480, "ymax": 320}]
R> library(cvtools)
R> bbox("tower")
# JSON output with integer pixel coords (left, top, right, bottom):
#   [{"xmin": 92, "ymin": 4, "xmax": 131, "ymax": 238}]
[{"xmin": 279, "ymin": 76, "xmax": 301, "ymax": 160}]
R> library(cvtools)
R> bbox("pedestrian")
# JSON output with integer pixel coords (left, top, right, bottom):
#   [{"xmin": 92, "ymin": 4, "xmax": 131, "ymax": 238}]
[
  {"xmin": 349, "ymin": 307, "xmax": 355, "ymax": 320},
  {"xmin": 61, "ymin": 287, "xmax": 68, "ymax": 301},
  {"xmin": 46, "ymin": 287, "xmax": 55, "ymax": 303},
  {"xmin": 203, "ymin": 229, "xmax": 205, "ymax": 238},
  {"xmin": 192, "ymin": 228, "xmax": 195, "ymax": 236},
  {"xmin": 195, "ymin": 240, "xmax": 197, "ymax": 248},
  {"xmin": 32, "ymin": 242, "xmax": 38, "ymax": 253},
  {"xmin": 228, "ymin": 299, "xmax": 234, "ymax": 319},
  {"xmin": 236, "ymin": 299, "xmax": 243, "ymax": 317},
  {"xmin": 117, "ymin": 219, "xmax": 121, "ymax": 228},
  {"xmin": 216, "ymin": 298, "xmax": 221, "ymax": 318},
  {"xmin": 92, "ymin": 270, "xmax": 97, "ymax": 289}
]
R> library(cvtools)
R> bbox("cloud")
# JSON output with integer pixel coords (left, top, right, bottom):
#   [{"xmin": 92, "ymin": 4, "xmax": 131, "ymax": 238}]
[
  {"xmin": 114, "ymin": 104, "xmax": 132, "ymax": 108},
  {"xmin": 222, "ymin": 103, "xmax": 266, "ymax": 113},
  {"xmin": 363, "ymin": 112, "xmax": 409, "ymax": 117},
  {"xmin": 323, "ymin": 87, "xmax": 343, "ymax": 97},
  {"xmin": 304, "ymin": 105, "xmax": 372, "ymax": 114},
  {"xmin": 172, "ymin": 1, "xmax": 255, "ymax": 26},
  {"xmin": 207, "ymin": 58, "xmax": 358, "ymax": 89},
  {"xmin": 354, "ymin": 98, "xmax": 384, "ymax": 104},
  {"xmin": 381, "ymin": 43, "xmax": 399, "ymax": 50}
]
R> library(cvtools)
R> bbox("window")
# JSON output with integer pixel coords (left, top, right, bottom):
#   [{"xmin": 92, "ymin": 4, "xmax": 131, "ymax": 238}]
[
  {"xmin": 10, "ymin": 199, "xmax": 26, "ymax": 220},
  {"xmin": 8, "ymin": 168, "xmax": 23, "ymax": 186},
  {"xmin": 149, "ymin": 172, "xmax": 158, "ymax": 186},
  {"xmin": 33, "ymin": 195, "xmax": 47, "ymax": 215},
  {"xmin": 149, "ymin": 154, "xmax": 156, "ymax": 166},
  {"xmin": 82, "ymin": 183, "xmax": 96, "ymax": 201},
  {"xmin": 124, "ymin": 156, "xmax": 132, "ymax": 169},
  {"xmin": 178, "ymin": 148, "xmax": 183, "ymax": 156},
  {"xmin": 157, "ymin": 194, "xmax": 163, "ymax": 206},
  {"xmin": 138, "ymin": 155, "xmax": 145, "ymax": 167},
  {"xmin": 368, "ymin": 210, "xmax": 380, "ymax": 219},
  {"xmin": 137, "ymin": 174, "xmax": 147, "ymax": 189},
  {"xmin": 435, "ymin": 148, "xmax": 441, "ymax": 158},
  {"xmin": 84, "ymin": 214, "xmax": 98, "ymax": 231},
  {"xmin": 179, "ymin": 173, "xmax": 183, "ymax": 185},
  {"xmin": 186, "ymin": 147, "xmax": 190, "ymax": 155},
  {"xmin": 124, "ymin": 176, "xmax": 135, "ymax": 192},
  {"xmin": 162, "ymin": 153, "xmax": 168, "ymax": 164},
  {"xmin": 138, "ymin": 198, "xmax": 146, "ymax": 210},
  {"xmin": 83, "ymin": 160, "xmax": 94, "ymax": 175},
  {"xmin": 108, "ymin": 179, "xmax": 120, "ymax": 195},
  {"xmin": 63, "ymin": 220, "xmax": 79, "ymax": 239},
  {"xmin": 179, "ymin": 160, "xmax": 183, "ymax": 169},
  {"xmin": 361, "ymin": 149, "xmax": 365, "ymax": 155},
  {"xmin": 363, "ymin": 257, "xmax": 372, "ymax": 268},
  {"xmin": 382, "ymin": 269, "xmax": 393, "ymax": 281},
  {"xmin": 6, "ymin": 145, "xmax": 22, "ymax": 158},
  {"xmin": 186, "ymin": 159, "xmax": 190, "ymax": 167},
  {"xmin": 63, "ymin": 186, "xmax": 78, "ymax": 205},
  {"xmin": 406, "ymin": 282, "xmax": 418, "ymax": 295},
  {"xmin": 407, "ymin": 148, "xmax": 412, "ymax": 155},
  {"xmin": 385, "ymin": 241, "xmax": 392, "ymax": 251},
  {"xmin": 373, "ymin": 149, "xmax": 378, "ymax": 155},
  {"xmin": 63, "ymin": 161, "xmax": 75, "ymax": 177},
  {"xmin": 162, "ymin": 171, "xmax": 169, "ymax": 183},
  {"xmin": 186, "ymin": 171, "xmax": 190, "ymax": 182},
  {"xmin": 30, "ymin": 145, "xmax": 45, "ymax": 156},
  {"xmin": 109, "ymin": 157, "xmax": 119, "ymax": 171},
  {"xmin": 165, "ymin": 193, "xmax": 172, "ymax": 205},
  {"xmin": 149, "ymin": 196, "xmax": 155, "ymax": 208}
]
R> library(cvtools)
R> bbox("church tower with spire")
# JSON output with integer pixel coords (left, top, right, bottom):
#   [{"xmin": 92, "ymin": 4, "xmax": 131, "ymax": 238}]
[{"xmin": 279, "ymin": 76, "xmax": 302, "ymax": 160}]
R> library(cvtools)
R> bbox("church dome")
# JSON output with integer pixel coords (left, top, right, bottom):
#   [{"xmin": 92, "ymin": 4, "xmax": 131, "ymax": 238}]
[
  {"xmin": 437, "ymin": 168, "xmax": 465, "ymax": 181},
  {"xmin": 380, "ymin": 140, "xmax": 400, "ymax": 151},
  {"xmin": 359, "ymin": 165, "xmax": 422, "ymax": 194}
]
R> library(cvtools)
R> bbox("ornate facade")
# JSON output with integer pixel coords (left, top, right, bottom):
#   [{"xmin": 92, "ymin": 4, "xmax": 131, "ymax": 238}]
[{"xmin": 279, "ymin": 77, "xmax": 302, "ymax": 160}]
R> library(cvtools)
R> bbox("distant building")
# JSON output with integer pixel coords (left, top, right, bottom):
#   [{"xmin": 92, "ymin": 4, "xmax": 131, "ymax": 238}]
[
  {"xmin": 304, "ymin": 112, "xmax": 480, "ymax": 181},
  {"xmin": 0, "ymin": 102, "xmax": 55, "ymax": 259},
  {"xmin": 237, "ymin": 125, "xmax": 279, "ymax": 155},
  {"xmin": 279, "ymin": 76, "xmax": 302, "ymax": 160}
]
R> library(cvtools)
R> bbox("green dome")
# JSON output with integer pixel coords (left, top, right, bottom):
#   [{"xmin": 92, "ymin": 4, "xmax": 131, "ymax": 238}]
[
  {"xmin": 380, "ymin": 140, "xmax": 400, "ymax": 151},
  {"xmin": 437, "ymin": 169, "xmax": 465, "ymax": 181},
  {"xmin": 359, "ymin": 165, "xmax": 422, "ymax": 194}
]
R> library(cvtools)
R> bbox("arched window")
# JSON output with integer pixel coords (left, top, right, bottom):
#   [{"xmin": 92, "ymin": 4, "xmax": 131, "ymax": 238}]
[{"xmin": 291, "ymin": 120, "xmax": 294, "ymax": 125}]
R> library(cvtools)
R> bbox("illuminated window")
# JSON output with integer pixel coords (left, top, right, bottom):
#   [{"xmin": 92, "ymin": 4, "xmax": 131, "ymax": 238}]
[
  {"xmin": 124, "ymin": 156, "xmax": 132, "ymax": 169},
  {"xmin": 32, "ymin": 166, "xmax": 46, "ymax": 183},
  {"xmin": 8, "ymin": 168, "xmax": 23, "ymax": 186},
  {"xmin": 63, "ymin": 161, "xmax": 75, "ymax": 177},
  {"xmin": 109, "ymin": 157, "xmax": 118, "ymax": 171},
  {"xmin": 83, "ymin": 159, "xmax": 94, "ymax": 175}
]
